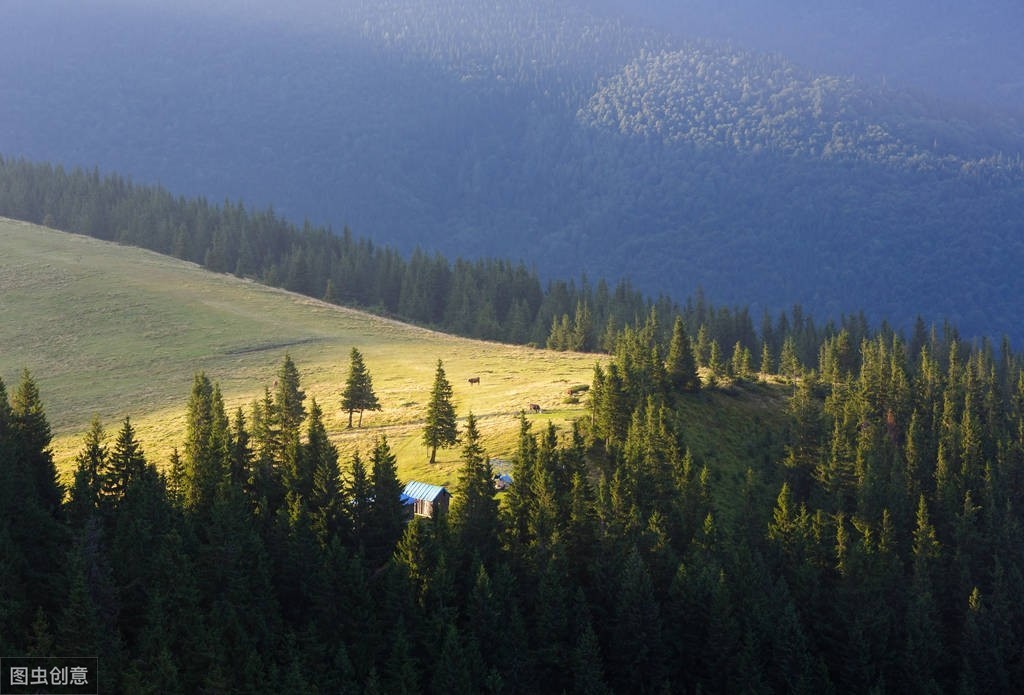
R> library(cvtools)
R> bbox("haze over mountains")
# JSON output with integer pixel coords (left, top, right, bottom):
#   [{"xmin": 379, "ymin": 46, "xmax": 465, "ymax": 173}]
[{"xmin": 2, "ymin": 0, "xmax": 1022, "ymax": 340}]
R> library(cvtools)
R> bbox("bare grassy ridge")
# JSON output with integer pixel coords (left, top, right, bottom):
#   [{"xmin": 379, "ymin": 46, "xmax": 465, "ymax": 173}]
[{"xmin": 0, "ymin": 218, "xmax": 600, "ymax": 487}]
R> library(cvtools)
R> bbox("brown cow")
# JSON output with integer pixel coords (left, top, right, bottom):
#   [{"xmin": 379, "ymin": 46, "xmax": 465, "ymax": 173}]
[
  {"xmin": 529, "ymin": 403, "xmax": 541, "ymax": 413},
  {"xmin": 468, "ymin": 377, "xmax": 481, "ymax": 385}
]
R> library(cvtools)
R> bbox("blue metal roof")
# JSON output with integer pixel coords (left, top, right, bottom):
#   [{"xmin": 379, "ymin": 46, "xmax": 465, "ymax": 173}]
[{"xmin": 402, "ymin": 481, "xmax": 448, "ymax": 502}]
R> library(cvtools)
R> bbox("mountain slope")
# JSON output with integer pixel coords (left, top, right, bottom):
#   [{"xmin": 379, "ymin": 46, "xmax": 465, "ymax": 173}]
[
  {"xmin": 0, "ymin": 218, "xmax": 598, "ymax": 480},
  {"xmin": 2, "ymin": 0, "xmax": 1023, "ymax": 340}
]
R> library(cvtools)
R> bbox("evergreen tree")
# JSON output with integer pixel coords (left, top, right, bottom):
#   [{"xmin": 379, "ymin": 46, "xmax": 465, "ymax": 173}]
[
  {"xmin": 451, "ymin": 413, "xmax": 500, "ymax": 560},
  {"xmin": 274, "ymin": 353, "xmax": 307, "ymax": 443},
  {"xmin": 609, "ymin": 547, "xmax": 666, "ymax": 692},
  {"xmin": 182, "ymin": 372, "xmax": 229, "ymax": 513},
  {"xmin": 666, "ymin": 315, "xmax": 700, "ymax": 393},
  {"xmin": 367, "ymin": 436, "xmax": 406, "ymax": 565},
  {"xmin": 341, "ymin": 347, "xmax": 381, "ymax": 428},
  {"xmin": 761, "ymin": 341, "xmax": 775, "ymax": 375},
  {"xmin": 730, "ymin": 341, "xmax": 752, "ymax": 380},
  {"xmin": 305, "ymin": 400, "xmax": 342, "ymax": 543},
  {"xmin": 67, "ymin": 417, "xmax": 108, "ymax": 524},
  {"xmin": 707, "ymin": 339, "xmax": 724, "ymax": 381},
  {"xmin": 228, "ymin": 407, "xmax": 253, "ymax": 490},
  {"xmin": 346, "ymin": 451, "xmax": 373, "ymax": 551},
  {"xmin": 1, "ymin": 372, "xmax": 67, "ymax": 619},
  {"xmin": 423, "ymin": 359, "xmax": 458, "ymax": 464},
  {"xmin": 780, "ymin": 335, "xmax": 802, "ymax": 379},
  {"xmin": 10, "ymin": 369, "xmax": 63, "ymax": 514},
  {"xmin": 103, "ymin": 416, "xmax": 147, "ymax": 507}
]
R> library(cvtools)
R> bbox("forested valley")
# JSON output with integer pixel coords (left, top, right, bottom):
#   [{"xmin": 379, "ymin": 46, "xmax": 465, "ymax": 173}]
[{"xmin": 3, "ymin": 0, "xmax": 1024, "ymax": 339}]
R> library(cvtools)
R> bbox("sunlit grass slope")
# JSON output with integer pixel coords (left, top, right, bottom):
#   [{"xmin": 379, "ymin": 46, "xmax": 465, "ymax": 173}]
[{"xmin": 0, "ymin": 218, "xmax": 600, "ymax": 487}]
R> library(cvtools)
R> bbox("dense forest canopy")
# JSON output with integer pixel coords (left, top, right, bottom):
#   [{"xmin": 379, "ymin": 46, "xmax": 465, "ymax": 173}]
[
  {"xmin": 2, "ymin": 0, "xmax": 1023, "ymax": 341},
  {"xmin": 4, "ymin": 297, "xmax": 1024, "ymax": 691},
  {"xmin": 591, "ymin": 0, "xmax": 1024, "ymax": 113}
]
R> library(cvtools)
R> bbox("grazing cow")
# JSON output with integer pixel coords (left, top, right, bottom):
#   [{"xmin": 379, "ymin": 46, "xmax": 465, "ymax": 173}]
[
  {"xmin": 529, "ymin": 403, "xmax": 542, "ymax": 413},
  {"xmin": 468, "ymin": 377, "xmax": 481, "ymax": 385}
]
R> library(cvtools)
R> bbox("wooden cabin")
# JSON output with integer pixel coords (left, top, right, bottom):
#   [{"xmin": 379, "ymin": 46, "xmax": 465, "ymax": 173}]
[{"xmin": 401, "ymin": 481, "xmax": 451, "ymax": 519}]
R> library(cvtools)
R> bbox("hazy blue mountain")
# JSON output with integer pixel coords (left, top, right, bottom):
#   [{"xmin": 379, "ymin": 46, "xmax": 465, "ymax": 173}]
[{"xmin": 2, "ymin": 0, "xmax": 1023, "ymax": 340}]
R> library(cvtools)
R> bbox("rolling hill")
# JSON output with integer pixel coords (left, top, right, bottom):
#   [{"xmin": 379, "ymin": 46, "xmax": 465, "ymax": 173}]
[{"xmin": 0, "ymin": 217, "xmax": 600, "ymax": 484}]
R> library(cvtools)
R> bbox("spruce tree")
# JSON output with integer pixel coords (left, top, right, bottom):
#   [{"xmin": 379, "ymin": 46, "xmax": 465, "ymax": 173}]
[
  {"xmin": 423, "ymin": 359, "xmax": 458, "ymax": 464},
  {"xmin": 182, "ymin": 372, "xmax": 230, "ymax": 513},
  {"xmin": 451, "ymin": 413, "xmax": 499, "ymax": 559},
  {"xmin": 760, "ymin": 341, "xmax": 774, "ymax": 375},
  {"xmin": 307, "ymin": 400, "xmax": 343, "ymax": 545},
  {"xmin": 68, "ymin": 417, "xmax": 108, "ymax": 524},
  {"xmin": 666, "ymin": 315, "xmax": 701, "ymax": 393},
  {"xmin": 104, "ymin": 416, "xmax": 147, "ymax": 506},
  {"xmin": 10, "ymin": 369, "xmax": 63, "ymax": 514},
  {"xmin": 228, "ymin": 407, "xmax": 252, "ymax": 490},
  {"xmin": 274, "ymin": 353, "xmax": 306, "ymax": 442},
  {"xmin": 367, "ymin": 436, "xmax": 406, "ymax": 565},
  {"xmin": 346, "ymin": 451, "xmax": 373, "ymax": 550},
  {"xmin": 340, "ymin": 347, "xmax": 381, "ymax": 428}
]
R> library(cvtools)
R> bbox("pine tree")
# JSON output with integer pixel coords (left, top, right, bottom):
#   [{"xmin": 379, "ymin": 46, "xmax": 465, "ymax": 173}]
[
  {"xmin": 609, "ymin": 547, "xmax": 665, "ymax": 692},
  {"xmin": 341, "ymin": 347, "xmax": 381, "ymax": 428},
  {"xmin": 67, "ymin": 417, "xmax": 108, "ymax": 524},
  {"xmin": 423, "ymin": 359, "xmax": 458, "ymax": 464},
  {"xmin": 571, "ymin": 300, "xmax": 593, "ymax": 352},
  {"xmin": 730, "ymin": 341, "xmax": 752, "ymax": 380},
  {"xmin": 346, "ymin": 451, "xmax": 373, "ymax": 550},
  {"xmin": 228, "ymin": 407, "xmax": 253, "ymax": 490},
  {"xmin": 707, "ymin": 339, "xmax": 724, "ymax": 381},
  {"xmin": 367, "ymin": 436, "xmax": 406, "ymax": 565},
  {"xmin": 779, "ymin": 335, "xmax": 802, "ymax": 380},
  {"xmin": 451, "ymin": 413, "xmax": 499, "ymax": 559},
  {"xmin": 182, "ymin": 372, "xmax": 229, "ymax": 513},
  {"xmin": 305, "ymin": 400, "xmax": 342, "ymax": 543},
  {"xmin": 761, "ymin": 341, "xmax": 774, "ymax": 375},
  {"xmin": 10, "ymin": 369, "xmax": 63, "ymax": 514},
  {"xmin": 103, "ymin": 416, "xmax": 147, "ymax": 506},
  {"xmin": 666, "ymin": 316, "xmax": 700, "ymax": 393},
  {"xmin": 274, "ymin": 353, "xmax": 307, "ymax": 443}
]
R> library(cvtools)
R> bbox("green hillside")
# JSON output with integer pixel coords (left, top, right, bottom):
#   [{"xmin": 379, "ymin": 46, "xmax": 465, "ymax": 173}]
[{"xmin": 0, "ymin": 217, "xmax": 599, "ymax": 485}]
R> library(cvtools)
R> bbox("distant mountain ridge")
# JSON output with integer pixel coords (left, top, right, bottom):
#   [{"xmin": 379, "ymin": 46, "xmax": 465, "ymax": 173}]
[
  {"xmin": 2, "ymin": 0, "xmax": 1023, "ymax": 341},
  {"xmin": 580, "ymin": 43, "xmax": 1024, "ymax": 170}
]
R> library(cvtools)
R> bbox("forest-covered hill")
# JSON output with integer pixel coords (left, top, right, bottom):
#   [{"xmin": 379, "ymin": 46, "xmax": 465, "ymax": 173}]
[
  {"xmin": 4, "ymin": 257, "xmax": 1024, "ymax": 690},
  {"xmin": 2, "ymin": 0, "xmax": 1023, "ymax": 340}
]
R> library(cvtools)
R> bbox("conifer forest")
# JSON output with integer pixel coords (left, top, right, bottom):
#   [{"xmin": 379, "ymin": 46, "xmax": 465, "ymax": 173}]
[
  {"xmin": 4, "ymin": 2, "xmax": 1024, "ymax": 691},
  {"xmin": 4, "ymin": 298, "xmax": 1024, "ymax": 691}
]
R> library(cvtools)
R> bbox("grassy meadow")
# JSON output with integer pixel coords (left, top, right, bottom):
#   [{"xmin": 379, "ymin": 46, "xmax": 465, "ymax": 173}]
[{"xmin": 0, "ymin": 218, "xmax": 601, "ymax": 488}]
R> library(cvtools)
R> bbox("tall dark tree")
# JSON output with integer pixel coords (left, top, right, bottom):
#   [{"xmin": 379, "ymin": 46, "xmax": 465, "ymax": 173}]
[
  {"xmin": 182, "ymin": 372, "xmax": 229, "ymax": 513},
  {"xmin": 274, "ymin": 353, "xmax": 307, "ymax": 444},
  {"xmin": 451, "ymin": 413, "xmax": 500, "ymax": 560},
  {"xmin": 666, "ymin": 315, "xmax": 701, "ymax": 393},
  {"xmin": 341, "ymin": 347, "xmax": 381, "ymax": 428},
  {"xmin": 228, "ymin": 407, "xmax": 253, "ymax": 491},
  {"xmin": 10, "ymin": 369, "xmax": 63, "ymax": 515},
  {"xmin": 306, "ymin": 400, "xmax": 343, "ymax": 545},
  {"xmin": 423, "ymin": 359, "xmax": 458, "ymax": 464},
  {"xmin": 367, "ymin": 436, "xmax": 406, "ymax": 565},
  {"xmin": 346, "ymin": 451, "xmax": 373, "ymax": 551},
  {"xmin": 103, "ymin": 416, "xmax": 147, "ymax": 507},
  {"xmin": 67, "ymin": 417, "xmax": 108, "ymax": 525}
]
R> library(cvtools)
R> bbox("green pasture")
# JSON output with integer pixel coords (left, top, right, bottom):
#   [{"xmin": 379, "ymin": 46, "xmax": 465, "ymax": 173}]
[{"xmin": 0, "ymin": 218, "xmax": 601, "ymax": 488}]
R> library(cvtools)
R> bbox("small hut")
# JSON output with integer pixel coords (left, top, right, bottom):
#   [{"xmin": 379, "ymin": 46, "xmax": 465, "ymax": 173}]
[{"xmin": 401, "ymin": 481, "xmax": 451, "ymax": 519}]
